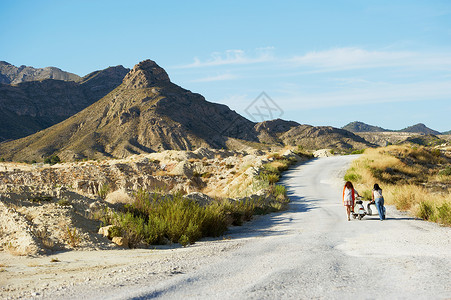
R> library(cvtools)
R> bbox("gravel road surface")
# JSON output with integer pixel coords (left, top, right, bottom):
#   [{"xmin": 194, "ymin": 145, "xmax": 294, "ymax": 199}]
[{"xmin": 3, "ymin": 155, "xmax": 450, "ymax": 299}]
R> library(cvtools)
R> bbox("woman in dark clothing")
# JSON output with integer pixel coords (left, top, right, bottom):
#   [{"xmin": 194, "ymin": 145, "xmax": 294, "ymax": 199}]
[{"xmin": 372, "ymin": 183, "xmax": 385, "ymax": 220}]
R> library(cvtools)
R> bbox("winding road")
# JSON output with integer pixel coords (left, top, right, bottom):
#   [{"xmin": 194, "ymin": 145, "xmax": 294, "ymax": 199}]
[{"xmin": 49, "ymin": 155, "xmax": 451, "ymax": 299}]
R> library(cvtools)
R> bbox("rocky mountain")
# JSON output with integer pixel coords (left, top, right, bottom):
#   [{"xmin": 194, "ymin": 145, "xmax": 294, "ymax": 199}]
[
  {"xmin": 400, "ymin": 123, "xmax": 441, "ymax": 135},
  {"xmin": 0, "ymin": 59, "xmax": 377, "ymax": 162},
  {"xmin": 342, "ymin": 121, "xmax": 390, "ymax": 133},
  {"xmin": 0, "ymin": 65, "xmax": 129, "ymax": 142},
  {"xmin": 442, "ymin": 130, "xmax": 451, "ymax": 135},
  {"xmin": 254, "ymin": 118, "xmax": 300, "ymax": 134},
  {"xmin": 0, "ymin": 60, "xmax": 258, "ymax": 162},
  {"xmin": 279, "ymin": 125, "xmax": 374, "ymax": 150},
  {"xmin": 0, "ymin": 61, "xmax": 81, "ymax": 84},
  {"xmin": 254, "ymin": 119, "xmax": 300, "ymax": 145}
]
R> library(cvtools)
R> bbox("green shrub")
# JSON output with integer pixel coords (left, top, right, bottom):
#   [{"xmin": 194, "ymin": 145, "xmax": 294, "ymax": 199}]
[
  {"xmin": 344, "ymin": 172, "xmax": 361, "ymax": 182},
  {"xmin": 98, "ymin": 183, "xmax": 110, "ymax": 200},
  {"xmin": 436, "ymin": 202, "xmax": 451, "ymax": 225},
  {"xmin": 262, "ymin": 164, "xmax": 280, "ymax": 175},
  {"xmin": 438, "ymin": 166, "xmax": 451, "ymax": 176},
  {"xmin": 351, "ymin": 149, "xmax": 365, "ymax": 155},
  {"xmin": 272, "ymin": 184, "xmax": 287, "ymax": 200},
  {"xmin": 266, "ymin": 173, "xmax": 280, "ymax": 184},
  {"xmin": 57, "ymin": 198, "xmax": 71, "ymax": 206},
  {"xmin": 108, "ymin": 225, "xmax": 122, "ymax": 238},
  {"xmin": 431, "ymin": 149, "xmax": 441, "ymax": 157},
  {"xmin": 418, "ymin": 201, "xmax": 434, "ymax": 221},
  {"xmin": 109, "ymin": 194, "xmax": 229, "ymax": 247},
  {"xmin": 44, "ymin": 155, "xmax": 61, "ymax": 165},
  {"xmin": 179, "ymin": 235, "xmax": 190, "ymax": 247}
]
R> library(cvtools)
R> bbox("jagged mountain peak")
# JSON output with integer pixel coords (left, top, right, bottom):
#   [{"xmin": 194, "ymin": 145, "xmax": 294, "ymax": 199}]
[{"xmin": 122, "ymin": 59, "xmax": 170, "ymax": 89}]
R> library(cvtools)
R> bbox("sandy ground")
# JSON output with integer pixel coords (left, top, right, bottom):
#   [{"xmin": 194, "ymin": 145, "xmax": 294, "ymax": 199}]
[{"xmin": 1, "ymin": 155, "xmax": 450, "ymax": 299}]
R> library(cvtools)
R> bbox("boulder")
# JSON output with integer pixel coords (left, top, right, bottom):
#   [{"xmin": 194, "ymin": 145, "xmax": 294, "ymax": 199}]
[
  {"xmin": 193, "ymin": 147, "xmax": 216, "ymax": 159},
  {"xmin": 104, "ymin": 189, "xmax": 133, "ymax": 204},
  {"xmin": 112, "ymin": 236, "xmax": 128, "ymax": 248},
  {"xmin": 184, "ymin": 192, "xmax": 214, "ymax": 206},
  {"xmin": 169, "ymin": 161, "xmax": 193, "ymax": 177},
  {"xmin": 98, "ymin": 225, "xmax": 115, "ymax": 238},
  {"xmin": 313, "ymin": 149, "xmax": 334, "ymax": 158}
]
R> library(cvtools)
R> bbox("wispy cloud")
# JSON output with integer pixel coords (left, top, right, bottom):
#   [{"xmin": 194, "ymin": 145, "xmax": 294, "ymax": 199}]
[
  {"xmin": 288, "ymin": 47, "xmax": 451, "ymax": 72},
  {"xmin": 175, "ymin": 47, "xmax": 275, "ymax": 69},
  {"xmin": 281, "ymin": 80, "xmax": 451, "ymax": 109},
  {"xmin": 290, "ymin": 47, "xmax": 413, "ymax": 68},
  {"xmin": 190, "ymin": 73, "xmax": 237, "ymax": 82},
  {"xmin": 177, "ymin": 46, "xmax": 451, "ymax": 74}
]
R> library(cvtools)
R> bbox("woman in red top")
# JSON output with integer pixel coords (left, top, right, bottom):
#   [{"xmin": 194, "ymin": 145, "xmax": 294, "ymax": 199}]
[{"xmin": 342, "ymin": 181, "xmax": 360, "ymax": 221}]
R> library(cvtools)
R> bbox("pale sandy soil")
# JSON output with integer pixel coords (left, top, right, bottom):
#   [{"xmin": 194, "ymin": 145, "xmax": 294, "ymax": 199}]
[
  {"xmin": 0, "ymin": 238, "xmax": 244, "ymax": 299},
  {"xmin": 1, "ymin": 155, "xmax": 450, "ymax": 299}
]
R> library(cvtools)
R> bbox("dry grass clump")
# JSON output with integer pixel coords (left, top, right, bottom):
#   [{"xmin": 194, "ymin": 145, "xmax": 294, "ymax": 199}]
[
  {"xmin": 64, "ymin": 226, "xmax": 81, "ymax": 247},
  {"xmin": 345, "ymin": 145, "xmax": 451, "ymax": 226}
]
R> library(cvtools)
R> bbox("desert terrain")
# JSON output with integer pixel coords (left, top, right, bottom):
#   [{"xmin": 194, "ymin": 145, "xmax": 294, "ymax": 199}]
[{"xmin": 1, "ymin": 155, "xmax": 450, "ymax": 299}]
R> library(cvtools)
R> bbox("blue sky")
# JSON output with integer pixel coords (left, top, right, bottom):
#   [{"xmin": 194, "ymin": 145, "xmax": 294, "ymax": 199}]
[{"xmin": 1, "ymin": 0, "xmax": 450, "ymax": 131}]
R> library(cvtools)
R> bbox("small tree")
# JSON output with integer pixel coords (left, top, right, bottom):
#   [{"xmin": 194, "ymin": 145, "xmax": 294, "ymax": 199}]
[{"xmin": 44, "ymin": 155, "xmax": 61, "ymax": 165}]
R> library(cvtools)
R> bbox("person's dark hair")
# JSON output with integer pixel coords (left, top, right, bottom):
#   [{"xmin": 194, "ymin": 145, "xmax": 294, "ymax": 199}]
[
  {"xmin": 345, "ymin": 181, "xmax": 353, "ymax": 189},
  {"xmin": 373, "ymin": 183, "xmax": 381, "ymax": 191}
]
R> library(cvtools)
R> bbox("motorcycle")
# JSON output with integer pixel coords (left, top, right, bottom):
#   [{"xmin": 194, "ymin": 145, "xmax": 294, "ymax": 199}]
[{"xmin": 351, "ymin": 197, "xmax": 367, "ymax": 220}]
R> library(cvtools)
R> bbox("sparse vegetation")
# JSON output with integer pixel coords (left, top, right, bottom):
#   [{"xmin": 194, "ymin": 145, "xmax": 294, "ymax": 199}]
[
  {"xmin": 345, "ymin": 145, "xmax": 451, "ymax": 226},
  {"xmin": 57, "ymin": 198, "xmax": 71, "ymax": 206},
  {"xmin": 0, "ymin": 147, "xmax": 312, "ymax": 253},
  {"xmin": 97, "ymin": 183, "xmax": 293, "ymax": 247},
  {"xmin": 44, "ymin": 155, "xmax": 61, "ymax": 165},
  {"xmin": 438, "ymin": 166, "xmax": 451, "ymax": 176},
  {"xmin": 350, "ymin": 149, "xmax": 366, "ymax": 155},
  {"xmin": 29, "ymin": 195, "xmax": 53, "ymax": 203},
  {"xmin": 98, "ymin": 183, "xmax": 110, "ymax": 200},
  {"xmin": 33, "ymin": 227, "xmax": 55, "ymax": 249},
  {"xmin": 65, "ymin": 226, "xmax": 81, "ymax": 247}
]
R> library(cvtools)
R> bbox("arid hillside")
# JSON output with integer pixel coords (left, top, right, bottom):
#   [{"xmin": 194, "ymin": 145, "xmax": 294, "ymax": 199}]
[
  {"xmin": 0, "ymin": 60, "xmax": 373, "ymax": 162},
  {"xmin": 0, "ymin": 65, "xmax": 129, "ymax": 142},
  {"xmin": 0, "ymin": 147, "xmax": 308, "ymax": 255}
]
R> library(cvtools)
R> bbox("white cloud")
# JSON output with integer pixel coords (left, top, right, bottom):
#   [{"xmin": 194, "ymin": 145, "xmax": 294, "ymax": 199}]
[
  {"xmin": 288, "ymin": 47, "xmax": 451, "ymax": 72},
  {"xmin": 175, "ymin": 48, "xmax": 275, "ymax": 69},
  {"xmin": 176, "ymin": 46, "xmax": 451, "ymax": 75},
  {"xmin": 280, "ymin": 80, "xmax": 451, "ymax": 110},
  {"xmin": 191, "ymin": 73, "xmax": 237, "ymax": 82}
]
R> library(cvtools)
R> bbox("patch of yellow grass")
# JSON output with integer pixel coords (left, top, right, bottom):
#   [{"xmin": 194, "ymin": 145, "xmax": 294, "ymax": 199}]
[{"xmin": 346, "ymin": 145, "xmax": 451, "ymax": 225}]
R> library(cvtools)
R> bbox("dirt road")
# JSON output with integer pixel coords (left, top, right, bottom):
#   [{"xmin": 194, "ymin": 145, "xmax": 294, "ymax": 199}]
[{"xmin": 2, "ymin": 155, "xmax": 450, "ymax": 299}]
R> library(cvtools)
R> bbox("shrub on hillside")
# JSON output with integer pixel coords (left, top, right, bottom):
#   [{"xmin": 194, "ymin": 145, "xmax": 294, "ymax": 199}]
[
  {"xmin": 44, "ymin": 155, "xmax": 61, "ymax": 165},
  {"xmin": 101, "ymin": 192, "xmax": 289, "ymax": 247}
]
